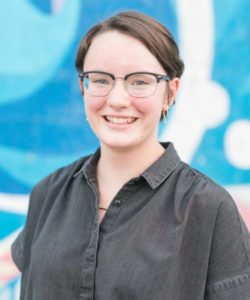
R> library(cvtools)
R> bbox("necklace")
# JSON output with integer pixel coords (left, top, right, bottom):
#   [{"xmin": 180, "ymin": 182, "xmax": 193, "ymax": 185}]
[{"xmin": 99, "ymin": 207, "xmax": 107, "ymax": 211}]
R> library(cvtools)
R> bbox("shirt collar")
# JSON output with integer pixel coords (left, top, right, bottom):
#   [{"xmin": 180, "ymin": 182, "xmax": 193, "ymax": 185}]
[
  {"xmin": 74, "ymin": 142, "xmax": 181, "ymax": 189},
  {"xmin": 78, "ymin": 148, "xmax": 100, "ymax": 180},
  {"xmin": 141, "ymin": 142, "xmax": 181, "ymax": 189}
]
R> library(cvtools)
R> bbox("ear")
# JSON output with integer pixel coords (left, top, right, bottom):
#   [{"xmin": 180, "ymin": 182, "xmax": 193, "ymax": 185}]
[{"xmin": 164, "ymin": 77, "xmax": 180, "ymax": 108}]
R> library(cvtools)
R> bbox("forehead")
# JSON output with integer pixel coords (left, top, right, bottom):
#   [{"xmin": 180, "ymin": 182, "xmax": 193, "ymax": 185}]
[{"xmin": 83, "ymin": 31, "xmax": 164, "ymax": 73}]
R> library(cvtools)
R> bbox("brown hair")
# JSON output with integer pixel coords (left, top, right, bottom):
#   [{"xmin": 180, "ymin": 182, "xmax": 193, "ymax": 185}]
[{"xmin": 75, "ymin": 11, "xmax": 184, "ymax": 79}]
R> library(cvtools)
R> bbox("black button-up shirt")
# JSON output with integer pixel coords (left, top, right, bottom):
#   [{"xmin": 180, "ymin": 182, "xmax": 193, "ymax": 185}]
[{"xmin": 12, "ymin": 143, "xmax": 250, "ymax": 299}]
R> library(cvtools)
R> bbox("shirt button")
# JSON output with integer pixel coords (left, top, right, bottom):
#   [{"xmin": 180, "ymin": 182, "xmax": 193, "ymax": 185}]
[{"xmin": 114, "ymin": 199, "xmax": 121, "ymax": 207}]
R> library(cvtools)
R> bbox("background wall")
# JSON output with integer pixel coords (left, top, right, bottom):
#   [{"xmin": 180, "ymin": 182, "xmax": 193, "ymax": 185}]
[{"xmin": 0, "ymin": 0, "xmax": 249, "ymax": 298}]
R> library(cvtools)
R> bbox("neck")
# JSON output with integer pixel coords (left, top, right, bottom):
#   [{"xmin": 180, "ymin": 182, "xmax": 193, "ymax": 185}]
[{"xmin": 97, "ymin": 141, "xmax": 165, "ymax": 184}]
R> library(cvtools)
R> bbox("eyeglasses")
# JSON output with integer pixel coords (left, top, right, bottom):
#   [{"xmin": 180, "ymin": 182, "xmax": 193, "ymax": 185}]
[{"xmin": 78, "ymin": 71, "xmax": 170, "ymax": 98}]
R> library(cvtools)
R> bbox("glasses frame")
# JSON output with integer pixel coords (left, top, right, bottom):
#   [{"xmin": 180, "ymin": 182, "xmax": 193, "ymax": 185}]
[{"xmin": 78, "ymin": 71, "xmax": 170, "ymax": 98}]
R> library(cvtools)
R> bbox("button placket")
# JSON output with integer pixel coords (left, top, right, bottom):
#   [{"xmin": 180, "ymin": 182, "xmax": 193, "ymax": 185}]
[
  {"xmin": 79, "ymin": 178, "xmax": 99, "ymax": 300},
  {"xmin": 100, "ymin": 183, "xmax": 139, "ymax": 232}
]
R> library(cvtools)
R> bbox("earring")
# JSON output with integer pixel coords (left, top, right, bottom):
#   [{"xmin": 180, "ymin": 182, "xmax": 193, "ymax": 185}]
[{"xmin": 162, "ymin": 110, "xmax": 168, "ymax": 124}]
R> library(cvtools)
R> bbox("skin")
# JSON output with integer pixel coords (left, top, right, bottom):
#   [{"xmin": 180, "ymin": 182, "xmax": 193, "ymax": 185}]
[{"xmin": 80, "ymin": 30, "xmax": 180, "ymax": 221}]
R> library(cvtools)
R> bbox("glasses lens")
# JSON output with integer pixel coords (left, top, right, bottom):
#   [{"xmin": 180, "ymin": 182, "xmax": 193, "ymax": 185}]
[
  {"xmin": 83, "ymin": 72, "xmax": 113, "ymax": 96},
  {"xmin": 126, "ymin": 73, "xmax": 157, "ymax": 97}
]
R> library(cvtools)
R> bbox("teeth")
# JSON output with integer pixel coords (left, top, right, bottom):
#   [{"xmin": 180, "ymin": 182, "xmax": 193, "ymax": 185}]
[{"xmin": 106, "ymin": 116, "xmax": 136, "ymax": 124}]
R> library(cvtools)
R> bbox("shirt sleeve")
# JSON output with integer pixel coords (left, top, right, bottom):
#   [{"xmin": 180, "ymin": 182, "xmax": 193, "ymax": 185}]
[
  {"xmin": 11, "ymin": 177, "xmax": 48, "ymax": 273},
  {"xmin": 205, "ymin": 193, "xmax": 250, "ymax": 299}
]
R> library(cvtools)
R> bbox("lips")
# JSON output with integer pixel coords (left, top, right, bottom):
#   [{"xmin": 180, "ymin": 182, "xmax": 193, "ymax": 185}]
[{"xmin": 104, "ymin": 116, "xmax": 137, "ymax": 124}]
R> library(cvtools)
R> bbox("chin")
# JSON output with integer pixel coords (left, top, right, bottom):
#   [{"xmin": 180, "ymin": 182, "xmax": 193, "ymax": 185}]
[{"xmin": 101, "ymin": 138, "xmax": 140, "ymax": 151}]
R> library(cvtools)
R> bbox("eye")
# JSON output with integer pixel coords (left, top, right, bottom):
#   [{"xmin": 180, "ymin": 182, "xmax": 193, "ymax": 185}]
[
  {"xmin": 133, "ymin": 80, "xmax": 148, "ymax": 86},
  {"xmin": 128, "ymin": 74, "xmax": 155, "ymax": 86},
  {"xmin": 93, "ymin": 78, "xmax": 110, "ymax": 85},
  {"xmin": 88, "ymin": 73, "xmax": 111, "ymax": 86},
  {"xmin": 127, "ymin": 74, "xmax": 155, "ymax": 90}
]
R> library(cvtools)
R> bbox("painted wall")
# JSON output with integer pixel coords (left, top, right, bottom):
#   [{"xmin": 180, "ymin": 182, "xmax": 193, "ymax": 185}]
[{"xmin": 0, "ymin": 0, "xmax": 249, "ymax": 298}]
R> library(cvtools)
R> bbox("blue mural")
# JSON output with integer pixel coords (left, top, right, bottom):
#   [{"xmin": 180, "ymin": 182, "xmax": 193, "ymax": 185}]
[
  {"xmin": 0, "ymin": 0, "xmax": 249, "ymax": 298},
  {"xmin": 192, "ymin": 0, "xmax": 250, "ymax": 185}
]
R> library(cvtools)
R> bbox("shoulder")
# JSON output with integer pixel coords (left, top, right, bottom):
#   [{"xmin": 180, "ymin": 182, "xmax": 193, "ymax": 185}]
[
  {"xmin": 25, "ymin": 154, "xmax": 91, "ymax": 226},
  {"xmin": 31, "ymin": 154, "xmax": 91, "ymax": 198},
  {"xmin": 173, "ymin": 160, "xmax": 233, "ymax": 211},
  {"xmin": 175, "ymin": 160, "xmax": 249, "ymax": 244}
]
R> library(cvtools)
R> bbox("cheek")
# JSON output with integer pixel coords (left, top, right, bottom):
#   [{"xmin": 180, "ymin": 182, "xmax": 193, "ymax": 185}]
[
  {"xmin": 84, "ymin": 97, "xmax": 106, "ymax": 113},
  {"xmin": 132, "ymin": 99, "xmax": 152, "ymax": 114},
  {"xmin": 132, "ymin": 99, "xmax": 162, "ymax": 117}
]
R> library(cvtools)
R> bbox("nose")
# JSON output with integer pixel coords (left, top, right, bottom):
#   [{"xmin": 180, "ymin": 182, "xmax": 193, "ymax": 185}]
[{"xmin": 106, "ymin": 79, "xmax": 131, "ymax": 108}]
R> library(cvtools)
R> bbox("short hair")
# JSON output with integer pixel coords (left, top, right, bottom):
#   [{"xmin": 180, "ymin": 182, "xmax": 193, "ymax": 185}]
[{"xmin": 75, "ymin": 11, "xmax": 184, "ymax": 79}]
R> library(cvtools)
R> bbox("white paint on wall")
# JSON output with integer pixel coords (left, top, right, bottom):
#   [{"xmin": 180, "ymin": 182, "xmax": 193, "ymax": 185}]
[
  {"xmin": 0, "ymin": 194, "xmax": 28, "ymax": 214},
  {"xmin": 160, "ymin": 0, "xmax": 230, "ymax": 162},
  {"xmin": 224, "ymin": 120, "xmax": 250, "ymax": 169}
]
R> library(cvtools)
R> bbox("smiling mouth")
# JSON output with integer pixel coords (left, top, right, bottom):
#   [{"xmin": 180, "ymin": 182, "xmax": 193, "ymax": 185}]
[{"xmin": 104, "ymin": 116, "xmax": 137, "ymax": 124}]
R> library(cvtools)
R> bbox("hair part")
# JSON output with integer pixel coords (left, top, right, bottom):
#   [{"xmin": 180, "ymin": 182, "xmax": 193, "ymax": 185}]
[{"xmin": 75, "ymin": 11, "xmax": 184, "ymax": 79}]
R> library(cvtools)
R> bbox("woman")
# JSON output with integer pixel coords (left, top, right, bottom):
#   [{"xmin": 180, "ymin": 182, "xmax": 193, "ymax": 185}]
[{"xmin": 12, "ymin": 11, "xmax": 250, "ymax": 300}]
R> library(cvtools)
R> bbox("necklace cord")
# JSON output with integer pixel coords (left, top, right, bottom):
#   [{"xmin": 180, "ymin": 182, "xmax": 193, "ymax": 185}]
[{"xmin": 99, "ymin": 207, "xmax": 107, "ymax": 211}]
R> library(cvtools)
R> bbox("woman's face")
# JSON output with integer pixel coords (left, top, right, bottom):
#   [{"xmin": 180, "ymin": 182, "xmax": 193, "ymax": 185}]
[{"xmin": 81, "ymin": 30, "xmax": 179, "ymax": 151}]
